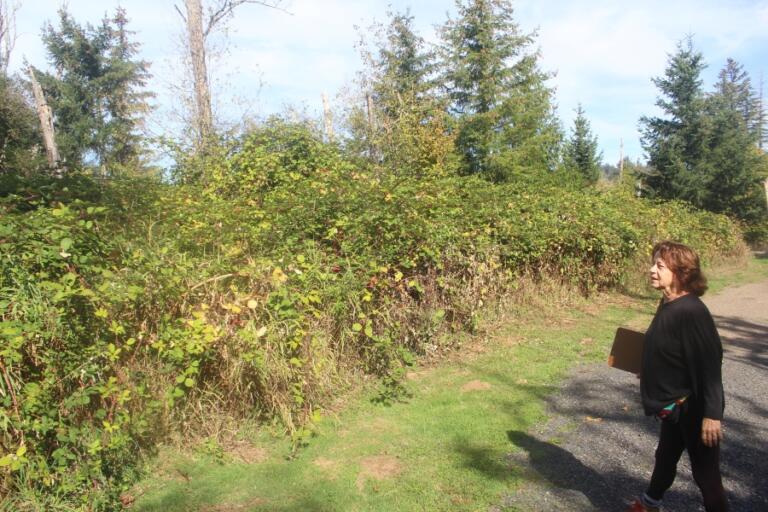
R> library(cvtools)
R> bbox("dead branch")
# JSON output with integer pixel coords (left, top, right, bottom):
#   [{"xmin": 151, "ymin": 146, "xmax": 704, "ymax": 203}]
[{"xmin": 203, "ymin": 0, "xmax": 292, "ymax": 38}]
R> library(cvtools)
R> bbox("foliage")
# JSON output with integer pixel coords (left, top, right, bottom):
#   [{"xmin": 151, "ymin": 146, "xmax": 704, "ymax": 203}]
[
  {"xmin": 348, "ymin": 9, "xmax": 457, "ymax": 178},
  {"xmin": 640, "ymin": 38, "xmax": 709, "ymax": 205},
  {"xmin": 704, "ymin": 61, "xmax": 768, "ymax": 223},
  {"xmin": 714, "ymin": 58, "xmax": 764, "ymax": 143},
  {"xmin": 368, "ymin": 8, "xmax": 434, "ymax": 120},
  {"xmin": 0, "ymin": 149, "xmax": 747, "ymax": 509},
  {"xmin": 1, "ymin": 15, "xmax": 758, "ymax": 511},
  {"xmin": 640, "ymin": 39, "xmax": 767, "ymax": 224},
  {"xmin": 198, "ymin": 116, "xmax": 353, "ymax": 195},
  {"xmin": 37, "ymin": 7, "xmax": 153, "ymax": 173},
  {"xmin": 439, "ymin": 0, "xmax": 561, "ymax": 179},
  {"xmin": 562, "ymin": 104, "xmax": 602, "ymax": 184},
  {"xmin": 0, "ymin": 75, "xmax": 43, "ymax": 174}
]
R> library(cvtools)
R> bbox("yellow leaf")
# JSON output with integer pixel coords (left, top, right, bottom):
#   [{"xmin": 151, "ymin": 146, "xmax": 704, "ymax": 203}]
[{"xmin": 271, "ymin": 267, "xmax": 288, "ymax": 285}]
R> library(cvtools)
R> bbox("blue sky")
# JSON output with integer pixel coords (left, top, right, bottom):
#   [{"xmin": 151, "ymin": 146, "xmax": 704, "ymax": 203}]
[{"xmin": 8, "ymin": 0, "xmax": 768, "ymax": 166}]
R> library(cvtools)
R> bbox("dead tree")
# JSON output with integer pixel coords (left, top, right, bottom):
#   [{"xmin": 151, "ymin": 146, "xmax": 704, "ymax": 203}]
[
  {"xmin": 0, "ymin": 1, "xmax": 19, "ymax": 75},
  {"xmin": 175, "ymin": 0, "xmax": 288, "ymax": 154},
  {"xmin": 321, "ymin": 92, "xmax": 334, "ymax": 142},
  {"xmin": 182, "ymin": 0, "xmax": 213, "ymax": 151},
  {"xmin": 28, "ymin": 66, "xmax": 62, "ymax": 177}
]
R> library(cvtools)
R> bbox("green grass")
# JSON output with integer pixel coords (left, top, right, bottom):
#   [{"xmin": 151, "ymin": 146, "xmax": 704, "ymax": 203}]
[{"xmin": 130, "ymin": 256, "xmax": 768, "ymax": 512}]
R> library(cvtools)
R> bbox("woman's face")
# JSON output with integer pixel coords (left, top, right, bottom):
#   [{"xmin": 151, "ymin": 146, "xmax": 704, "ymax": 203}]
[{"xmin": 650, "ymin": 255, "xmax": 676, "ymax": 291}]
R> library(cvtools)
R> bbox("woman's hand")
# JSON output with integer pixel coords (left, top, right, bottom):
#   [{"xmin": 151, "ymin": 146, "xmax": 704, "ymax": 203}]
[{"xmin": 701, "ymin": 417, "xmax": 723, "ymax": 447}]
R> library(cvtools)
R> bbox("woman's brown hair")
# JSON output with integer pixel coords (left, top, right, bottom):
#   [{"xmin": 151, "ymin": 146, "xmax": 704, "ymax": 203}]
[{"xmin": 652, "ymin": 240, "xmax": 708, "ymax": 296}]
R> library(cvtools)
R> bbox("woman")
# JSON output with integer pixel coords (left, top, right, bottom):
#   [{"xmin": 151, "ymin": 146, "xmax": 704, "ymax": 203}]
[{"xmin": 628, "ymin": 241, "xmax": 728, "ymax": 512}]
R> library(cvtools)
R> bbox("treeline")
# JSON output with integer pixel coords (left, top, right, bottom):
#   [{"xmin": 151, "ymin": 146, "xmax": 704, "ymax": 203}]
[
  {"xmin": 0, "ymin": 1, "xmax": 765, "ymax": 509},
  {"xmin": 2, "ymin": 1, "xmax": 766, "ymax": 225}
]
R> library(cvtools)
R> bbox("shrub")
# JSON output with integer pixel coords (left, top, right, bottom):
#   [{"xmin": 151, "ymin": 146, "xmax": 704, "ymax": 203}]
[{"xmin": 0, "ymin": 162, "xmax": 746, "ymax": 509}]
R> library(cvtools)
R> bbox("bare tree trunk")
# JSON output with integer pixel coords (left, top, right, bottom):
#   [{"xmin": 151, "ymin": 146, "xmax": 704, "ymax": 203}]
[
  {"xmin": 618, "ymin": 138, "xmax": 624, "ymax": 181},
  {"xmin": 185, "ymin": 0, "xmax": 213, "ymax": 152},
  {"xmin": 176, "ymin": 0, "xmax": 287, "ymax": 160},
  {"xmin": 764, "ymin": 178, "xmax": 768, "ymax": 210},
  {"xmin": 366, "ymin": 93, "xmax": 375, "ymax": 132},
  {"xmin": 28, "ymin": 66, "xmax": 62, "ymax": 177},
  {"xmin": 759, "ymin": 73, "xmax": 764, "ymax": 151},
  {"xmin": 0, "ymin": 1, "xmax": 18, "ymax": 75},
  {"xmin": 321, "ymin": 92, "xmax": 333, "ymax": 142},
  {"xmin": 366, "ymin": 93, "xmax": 378, "ymax": 162}
]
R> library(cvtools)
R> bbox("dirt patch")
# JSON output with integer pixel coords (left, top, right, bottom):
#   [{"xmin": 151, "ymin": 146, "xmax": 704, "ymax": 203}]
[
  {"xmin": 228, "ymin": 442, "xmax": 267, "ymax": 464},
  {"xmin": 461, "ymin": 379, "xmax": 492, "ymax": 392},
  {"xmin": 199, "ymin": 497, "xmax": 267, "ymax": 511},
  {"xmin": 406, "ymin": 370, "xmax": 428, "ymax": 381},
  {"xmin": 362, "ymin": 416, "xmax": 398, "ymax": 434},
  {"xmin": 356, "ymin": 455, "xmax": 402, "ymax": 490},
  {"xmin": 313, "ymin": 457, "xmax": 339, "ymax": 479}
]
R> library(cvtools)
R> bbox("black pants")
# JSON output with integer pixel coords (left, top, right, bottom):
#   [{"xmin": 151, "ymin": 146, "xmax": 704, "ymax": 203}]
[{"xmin": 646, "ymin": 404, "xmax": 728, "ymax": 511}]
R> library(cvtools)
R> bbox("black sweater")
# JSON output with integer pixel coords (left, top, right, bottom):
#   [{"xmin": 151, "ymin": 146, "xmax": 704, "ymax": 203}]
[{"xmin": 640, "ymin": 293, "xmax": 725, "ymax": 420}]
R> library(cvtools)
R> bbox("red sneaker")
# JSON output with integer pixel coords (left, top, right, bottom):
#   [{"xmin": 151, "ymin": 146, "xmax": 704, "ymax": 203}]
[{"xmin": 626, "ymin": 498, "xmax": 660, "ymax": 512}]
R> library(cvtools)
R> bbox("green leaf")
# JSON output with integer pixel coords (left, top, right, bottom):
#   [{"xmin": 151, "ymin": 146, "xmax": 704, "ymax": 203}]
[
  {"xmin": 184, "ymin": 378, "xmax": 195, "ymax": 388},
  {"xmin": 364, "ymin": 324, "xmax": 374, "ymax": 338},
  {"xmin": 60, "ymin": 238, "xmax": 73, "ymax": 251},
  {"xmin": 352, "ymin": 323, "xmax": 362, "ymax": 332}
]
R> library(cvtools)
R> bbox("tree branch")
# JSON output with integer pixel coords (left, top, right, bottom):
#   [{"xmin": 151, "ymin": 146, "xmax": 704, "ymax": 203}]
[
  {"xmin": 203, "ymin": 0, "xmax": 292, "ymax": 38},
  {"xmin": 174, "ymin": 3, "xmax": 187, "ymax": 22}
]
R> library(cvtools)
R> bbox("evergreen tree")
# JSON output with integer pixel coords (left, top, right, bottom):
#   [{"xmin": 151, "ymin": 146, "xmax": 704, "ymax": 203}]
[
  {"xmin": 100, "ymin": 8, "xmax": 153, "ymax": 169},
  {"xmin": 38, "ymin": 8, "xmax": 152, "ymax": 173},
  {"xmin": 372, "ymin": 9, "xmax": 433, "ymax": 118},
  {"xmin": 704, "ymin": 60, "xmax": 766, "ymax": 221},
  {"xmin": 440, "ymin": 0, "xmax": 560, "ymax": 181},
  {"xmin": 641, "ymin": 41, "xmax": 767, "ymax": 223},
  {"xmin": 351, "ymin": 9, "xmax": 456, "ymax": 177},
  {"xmin": 713, "ymin": 58, "xmax": 764, "ymax": 145},
  {"xmin": 563, "ymin": 104, "xmax": 601, "ymax": 184},
  {"xmin": 640, "ymin": 38, "xmax": 710, "ymax": 206}
]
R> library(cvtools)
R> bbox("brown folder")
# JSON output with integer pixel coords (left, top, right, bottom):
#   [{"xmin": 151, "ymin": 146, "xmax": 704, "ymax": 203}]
[{"xmin": 608, "ymin": 327, "xmax": 645, "ymax": 374}]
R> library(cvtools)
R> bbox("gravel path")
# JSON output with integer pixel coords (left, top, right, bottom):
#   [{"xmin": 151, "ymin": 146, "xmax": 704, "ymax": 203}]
[{"xmin": 498, "ymin": 277, "xmax": 768, "ymax": 512}]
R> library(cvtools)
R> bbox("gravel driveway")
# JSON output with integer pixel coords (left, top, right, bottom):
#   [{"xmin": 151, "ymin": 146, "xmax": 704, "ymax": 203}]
[{"xmin": 498, "ymin": 277, "xmax": 768, "ymax": 512}]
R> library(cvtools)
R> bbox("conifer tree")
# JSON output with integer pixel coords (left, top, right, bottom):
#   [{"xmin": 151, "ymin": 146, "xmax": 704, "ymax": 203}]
[
  {"xmin": 440, "ymin": 0, "xmax": 560, "ymax": 181},
  {"xmin": 713, "ymin": 59, "xmax": 765, "ymax": 146},
  {"xmin": 563, "ymin": 104, "xmax": 601, "ymax": 184},
  {"xmin": 640, "ymin": 38, "xmax": 710, "ymax": 205},
  {"xmin": 351, "ymin": 9, "xmax": 456, "ymax": 177},
  {"xmin": 38, "ymin": 8, "xmax": 152, "ymax": 173},
  {"xmin": 642, "ymin": 41, "xmax": 767, "ymax": 222},
  {"xmin": 372, "ymin": 9, "xmax": 433, "ymax": 118},
  {"xmin": 704, "ymin": 60, "xmax": 766, "ymax": 221}
]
